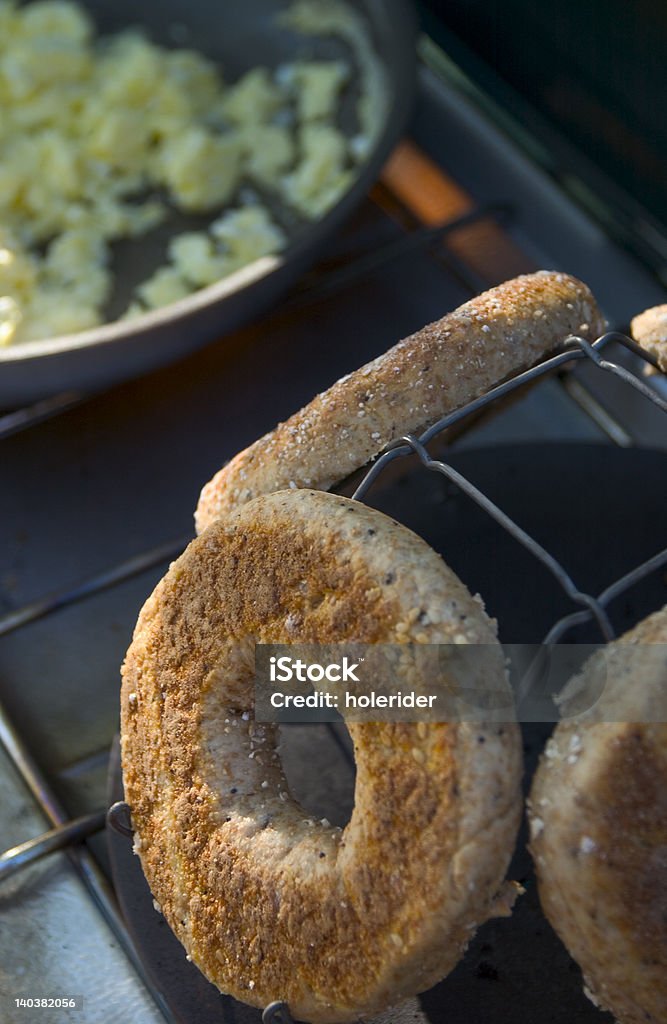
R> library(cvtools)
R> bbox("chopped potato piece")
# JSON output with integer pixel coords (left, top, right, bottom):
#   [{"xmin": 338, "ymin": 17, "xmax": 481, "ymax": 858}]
[
  {"xmin": 85, "ymin": 109, "xmax": 153, "ymax": 172},
  {"xmin": 0, "ymin": 242, "xmax": 39, "ymax": 299},
  {"xmin": 0, "ymin": 295, "xmax": 23, "ymax": 346},
  {"xmin": 168, "ymin": 232, "xmax": 231, "ymax": 287},
  {"xmin": 210, "ymin": 207, "xmax": 286, "ymax": 263},
  {"xmin": 43, "ymin": 231, "xmax": 111, "ymax": 306},
  {"xmin": 18, "ymin": 0, "xmax": 92, "ymax": 43},
  {"xmin": 21, "ymin": 290, "xmax": 100, "ymax": 339},
  {"xmin": 158, "ymin": 128, "xmax": 243, "ymax": 210},
  {"xmin": 281, "ymin": 123, "xmax": 349, "ymax": 217},
  {"xmin": 137, "ymin": 267, "xmax": 191, "ymax": 309},
  {"xmin": 279, "ymin": 60, "xmax": 349, "ymax": 121},
  {"xmin": 241, "ymin": 124, "xmax": 295, "ymax": 183},
  {"xmin": 222, "ymin": 67, "xmax": 282, "ymax": 125}
]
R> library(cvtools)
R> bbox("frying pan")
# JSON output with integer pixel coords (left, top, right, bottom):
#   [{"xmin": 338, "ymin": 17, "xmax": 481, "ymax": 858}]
[{"xmin": 0, "ymin": 0, "xmax": 417, "ymax": 408}]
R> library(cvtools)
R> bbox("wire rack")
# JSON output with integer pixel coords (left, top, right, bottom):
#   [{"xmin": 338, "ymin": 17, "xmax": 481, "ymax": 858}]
[
  {"xmin": 1, "ymin": 323, "xmax": 666, "ymax": 1023},
  {"xmin": 1, "ymin": 175, "xmax": 667, "ymax": 1023},
  {"xmin": 352, "ymin": 330, "xmax": 667, "ymax": 644},
  {"xmin": 0, "ymin": 201, "xmax": 516, "ymax": 1024}
]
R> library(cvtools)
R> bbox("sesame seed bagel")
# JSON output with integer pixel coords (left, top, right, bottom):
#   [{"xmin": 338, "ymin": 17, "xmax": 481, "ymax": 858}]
[
  {"xmin": 122, "ymin": 490, "xmax": 523, "ymax": 1023},
  {"xmin": 528, "ymin": 608, "xmax": 667, "ymax": 1024},
  {"xmin": 195, "ymin": 270, "xmax": 604, "ymax": 533},
  {"xmin": 631, "ymin": 304, "xmax": 667, "ymax": 372}
]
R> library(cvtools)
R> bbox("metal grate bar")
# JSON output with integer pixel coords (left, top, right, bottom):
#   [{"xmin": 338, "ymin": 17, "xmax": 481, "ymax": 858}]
[
  {"xmin": 380, "ymin": 432, "xmax": 616, "ymax": 639},
  {"xmin": 0, "ymin": 391, "xmax": 85, "ymax": 441},
  {"xmin": 351, "ymin": 331, "xmax": 667, "ymax": 643},
  {"xmin": 544, "ymin": 546, "xmax": 667, "ymax": 644},
  {"xmin": 559, "ymin": 375, "xmax": 635, "ymax": 447},
  {"xmin": 0, "ymin": 699, "xmax": 175, "ymax": 1022},
  {"xmin": 575, "ymin": 335, "xmax": 667, "ymax": 413},
  {"xmin": 285, "ymin": 202, "xmax": 513, "ymax": 308},
  {"xmin": 0, "ymin": 535, "xmax": 190, "ymax": 639},
  {"xmin": 0, "ymin": 810, "xmax": 107, "ymax": 883}
]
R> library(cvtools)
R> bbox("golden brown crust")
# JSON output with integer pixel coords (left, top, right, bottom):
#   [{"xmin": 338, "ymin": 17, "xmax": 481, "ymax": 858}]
[
  {"xmin": 631, "ymin": 304, "xmax": 667, "ymax": 372},
  {"xmin": 122, "ymin": 490, "xmax": 523, "ymax": 1022},
  {"xmin": 528, "ymin": 608, "xmax": 667, "ymax": 1024},
  {"xmin": 195, "ymin": 271, "xmax": 604, "ymax": 533}
]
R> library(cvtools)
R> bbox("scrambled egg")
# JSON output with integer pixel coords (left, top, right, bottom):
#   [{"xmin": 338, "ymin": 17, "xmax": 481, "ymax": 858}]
[{"xmin": 0, "ymin": 0, "xmax": 384, "ymax": 347}]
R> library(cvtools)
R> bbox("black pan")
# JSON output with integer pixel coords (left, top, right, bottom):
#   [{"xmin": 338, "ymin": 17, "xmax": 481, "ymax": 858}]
[{"xmin": 1, "ymin": 0, "xmax": 417, "ymax": 407}]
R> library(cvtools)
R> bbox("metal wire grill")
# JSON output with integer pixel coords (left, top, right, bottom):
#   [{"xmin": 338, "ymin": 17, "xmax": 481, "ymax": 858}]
[
  {"xmin": 352, "ymin": 331, "xmax": 667, "ymax": 645},
  {"xmin": 0, "ymin": 200, "xmax": 521, "ymax": 1024},
  {"xmin": 2, "ymin": 326, "xmax": 667, "ymax": 1024},
  {"xmin": 0, "ymin": 194, "xmax": 666, "ymax": 1023}
]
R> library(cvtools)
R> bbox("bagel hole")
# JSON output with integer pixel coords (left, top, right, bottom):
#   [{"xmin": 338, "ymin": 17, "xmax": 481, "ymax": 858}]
[{"xmin": 278, "ymin": 722, "xmax": 355, "ymax": 828}]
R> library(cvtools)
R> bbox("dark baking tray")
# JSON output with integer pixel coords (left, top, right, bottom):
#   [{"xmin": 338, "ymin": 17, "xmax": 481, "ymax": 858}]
[{"xmin": 108, "ymin": 443, "xmax": 667, "ymax": 1023}]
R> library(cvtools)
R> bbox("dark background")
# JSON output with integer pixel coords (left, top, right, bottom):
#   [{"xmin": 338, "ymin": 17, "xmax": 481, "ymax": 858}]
[{"xmin": 418, "ymin": 0, "xmax": 667, "ymax": 231}]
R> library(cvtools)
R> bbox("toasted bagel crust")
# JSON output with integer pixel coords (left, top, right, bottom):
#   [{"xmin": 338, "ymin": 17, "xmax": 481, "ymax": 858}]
[
  {"xmin": 529, "ymin": 608, "xmax": 667, "ymax": 1024},
  {"xmin": 195, "ymin": 271, "xmax": 604, "ymax": 532},
  {"xmin": 122, "ymin": 490, "xmax": 522, "ymax": 1022},
  {"xmin": 631, "ymin": 304, "xmax": 667, "ymax": 372}
]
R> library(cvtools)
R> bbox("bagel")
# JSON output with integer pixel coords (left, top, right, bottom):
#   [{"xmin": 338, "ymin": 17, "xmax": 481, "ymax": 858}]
[
  {"xmin": 631, "ymin": 303, "xmax": 667, "ymax": 372},
  {"xmin": 195, "ymin": 270, "xmax": 604, "ymax": 532},
  {"xmin": 528, "ymin": 608, "xmax": 667, "ymax": 1024},
  {"xmin": 121, "ymin": 489, "xmax": 523, "ymax": 1023}
]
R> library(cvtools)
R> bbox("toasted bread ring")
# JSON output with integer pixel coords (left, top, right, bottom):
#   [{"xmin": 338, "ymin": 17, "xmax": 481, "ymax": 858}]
[
  {"xmin": 529, "ymin": 608, "xmax": 667, "ymax": 1024},
  {"xmin": 195, "ymin": 271, "xmax": 603, "ymax": 532},
  {"xmin": 122, "ymin": 490, "xmax": 522, "ymax": 1023},
  {"xmin": 631, "ymin": 304, "xmax": 667, "ymax": 372}
]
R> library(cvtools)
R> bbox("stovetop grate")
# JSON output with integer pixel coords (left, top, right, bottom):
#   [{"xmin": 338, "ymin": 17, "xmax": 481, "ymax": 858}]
[
  {"xmin": 1, "ymin": 318, "xmax": 666, "ymax": 1023},
  {"xmin": 1, "ymin": 94, "xmax": 666, "ymax": 1018}
]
